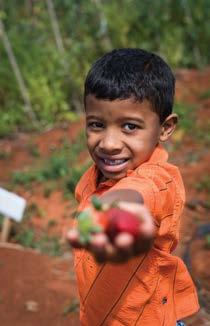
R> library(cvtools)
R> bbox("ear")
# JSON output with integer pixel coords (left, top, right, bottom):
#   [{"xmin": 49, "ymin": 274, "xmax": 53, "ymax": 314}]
[{"xmin": 159, "ymin": 113, "xmax": 178, "ymax": 142}]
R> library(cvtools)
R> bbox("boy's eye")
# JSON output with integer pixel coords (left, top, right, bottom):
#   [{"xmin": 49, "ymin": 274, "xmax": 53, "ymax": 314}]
[
  {"xmin": 123, "ymin": 123, "xmax": 139, "ymax": 132},
  {"xmin": 87, "ymin": 121, "xmax": 104, "ymax": 129}
]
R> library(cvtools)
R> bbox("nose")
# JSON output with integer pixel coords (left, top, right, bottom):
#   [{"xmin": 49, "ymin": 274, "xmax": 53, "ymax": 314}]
[{"xmin": 98, "ymin": 128, "xmax": 122, "ymax": 154}]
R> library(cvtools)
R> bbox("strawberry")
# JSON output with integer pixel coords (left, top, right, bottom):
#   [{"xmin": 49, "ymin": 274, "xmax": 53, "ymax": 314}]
[
  {"xmin": 76, "ymin": 196, "xmax": 142, "ymax": 245},
  {"xmin": 91, "ymin": 196, "xmax": 142, "ymax": 241},
  {"xmin": 105, "ymin": 207, "xmax": 141, "ymax": 242}
]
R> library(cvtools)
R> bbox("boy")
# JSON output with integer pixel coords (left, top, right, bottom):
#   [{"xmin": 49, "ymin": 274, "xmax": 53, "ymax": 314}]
[{"xmin": 67, "ymin": 49, "xmax": 199, "ymax": 325}]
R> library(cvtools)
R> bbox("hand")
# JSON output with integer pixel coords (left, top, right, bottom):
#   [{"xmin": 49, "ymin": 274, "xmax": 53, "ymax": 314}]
[{"xmin": 67, "ymin": 202, "xmax": 156, "ymax": 264}]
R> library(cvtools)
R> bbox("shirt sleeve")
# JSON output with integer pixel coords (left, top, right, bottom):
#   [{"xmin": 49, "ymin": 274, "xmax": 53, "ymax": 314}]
[{"xmin": 108, "ymin": 163, "xmax": 185, "ymax": 252}]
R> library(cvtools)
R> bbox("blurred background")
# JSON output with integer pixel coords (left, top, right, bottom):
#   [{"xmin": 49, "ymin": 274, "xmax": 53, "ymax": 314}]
[{"xmin": 0, "ymin": 1, "xmax": 209, "ymax": 325}]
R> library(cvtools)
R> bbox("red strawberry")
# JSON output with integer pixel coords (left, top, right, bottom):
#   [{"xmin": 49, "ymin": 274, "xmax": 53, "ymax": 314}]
[{"xmin": 105, "ymin": 207, "xmax": 141, "ymax": 242}]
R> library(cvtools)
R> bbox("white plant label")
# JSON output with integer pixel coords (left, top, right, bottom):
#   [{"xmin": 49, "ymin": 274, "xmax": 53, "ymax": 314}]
[{"xmin": 0, "ymin": 187, "xmax": 26, "ymax": 222}]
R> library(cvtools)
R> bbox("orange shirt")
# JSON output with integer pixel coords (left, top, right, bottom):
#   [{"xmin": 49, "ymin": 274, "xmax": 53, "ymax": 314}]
[{"xmin": 74, "ymin": 145, "xmax": 199, "ymax": 325}]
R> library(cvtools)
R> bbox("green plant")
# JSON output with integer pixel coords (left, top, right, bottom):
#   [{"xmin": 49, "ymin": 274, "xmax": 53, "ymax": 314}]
[
  {"xmin": 12, "ymin": 170, "xmax": 41, "ymax": 185},
  {"xmin": 24, "ymin": 202, "xmax": 45, "ymax": 220},
  {"xmin": 27, "ymin": 143, "xmax": 40, "ymax": 158},
  {"xmin": 34, "ymin": 234, "xmax": 62, "ymax": 256},
  {"xmin": 67, "ymin": 132, "xmax": 86, "ymax": 162},
  {"xmin": 196, "ymin": 176, "xmax": 210, "ymax": 192},
  {"xmin": 0, "ymin": 150, "xmax": 11, "ymax": 160},
  {"xmin": 199, "ymin": 89, "xmax": 210, "ymax": 100},
  {"xmin": 42, "ymin": 155, "xmax": 69, "ymax": 179},
  {"xmin": 63, "ymin": 299, "xmax": 79, "ymax": 315},
  {"xmin": 11, "ymin": 132, "xmax": 87, "ymax": 186},
  {"xmin": 174, "ymin": 101, "xmax": 195, "ymax": 131},
  {"xmin": 193, "ymin": 125, "xmax": 210, "ymax": 145},
  {"xmin": 43, "ymin": 182, "xmax": 57, "ymax": 198},
  {"xmin": 205, "ymin": 234, "xmax": 210, "ymax": 250},
  {"xmin": 14, "ymin": 228, "xmax": 63, "ymax": 256},
  {"xmin": 15, "ymin": 229, "xmax": 35, "ymax": 247},
  {"xmin": 65, "ymin": 162, "xmax": 91, "ymax": 194},
  {"xmin": 0, "ymin": 213, "xmax": 4, "ymax": 227},
  {"xmin": 1, "ymin": 1, "xmax": 210, "ymax": 136},
  {"xmin": 47, "ymin": 219, "xmax": 57, "ymax": 227}
]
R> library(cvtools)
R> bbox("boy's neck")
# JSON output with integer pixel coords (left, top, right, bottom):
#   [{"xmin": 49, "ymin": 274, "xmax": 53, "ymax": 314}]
[{"xmin": 97, "ymin": 170, "xmax": 108, "ymax": 185}]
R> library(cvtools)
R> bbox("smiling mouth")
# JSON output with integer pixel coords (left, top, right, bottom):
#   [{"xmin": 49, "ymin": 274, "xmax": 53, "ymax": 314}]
[
  {"xmin": 96, "ymin": 157, "xmax": 129, "ymax": 174},
  {"xmin": 102, "ymin": 158, "xmax": 128, "ymax": 166}
]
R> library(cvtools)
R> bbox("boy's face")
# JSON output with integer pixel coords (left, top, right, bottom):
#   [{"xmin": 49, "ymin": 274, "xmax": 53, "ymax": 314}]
[{"xmin": 85, "ymin": 95, "xmax": 172, "ymax": 181}]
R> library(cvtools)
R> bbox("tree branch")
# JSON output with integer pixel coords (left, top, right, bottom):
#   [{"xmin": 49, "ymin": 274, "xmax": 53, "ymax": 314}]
[{"xmin": 0, "ymin": 18, "xmax": 38, "ymax": 125}]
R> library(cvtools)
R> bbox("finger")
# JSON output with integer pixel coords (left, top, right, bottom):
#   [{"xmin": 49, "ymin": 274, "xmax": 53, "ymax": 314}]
[
  {"xmin": 114, "ymin": 232, "xmax": 134, "ymax": 250},
  {"xmin": 66, "ymin": 229, "xmax": 83, "ymax": 248},
  {"xmin": 90, "ymin": 233, "xmax": 109, "ymax": 263},
  {"xmin": 114, "ymin": 233, "xmax": 134, "ymax": 262},
  {"xmin": 103, "ymin": 236, "xmax": 133, "ymax": 263},
  {"xmin": 105, "ymin": 242, "xmax": 118, "ymax": 262}
]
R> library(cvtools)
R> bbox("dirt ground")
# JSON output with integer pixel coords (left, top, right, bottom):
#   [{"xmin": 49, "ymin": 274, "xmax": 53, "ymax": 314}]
[{"xmin": 0, "ymin": 68, "xmax": 210, "ymax": 325}]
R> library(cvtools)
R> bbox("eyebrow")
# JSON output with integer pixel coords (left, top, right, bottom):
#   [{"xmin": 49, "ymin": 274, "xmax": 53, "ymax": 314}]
[
  {"xmin": 118, "ymin": 117, "xmax": 146, "ymax": 125},
  {"xmin": 86, "ymin": 115, "xmax": 100, "ymax": 120},
  {"xmin": 86, "ymin": 115, "xmax": 144, "ymax": 122}
]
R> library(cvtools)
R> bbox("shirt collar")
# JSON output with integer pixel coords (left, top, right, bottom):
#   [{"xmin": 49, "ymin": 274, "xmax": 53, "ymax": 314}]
[{"xmin": 145, "ymin": 143, "xmax": 168, "ymax": 164}]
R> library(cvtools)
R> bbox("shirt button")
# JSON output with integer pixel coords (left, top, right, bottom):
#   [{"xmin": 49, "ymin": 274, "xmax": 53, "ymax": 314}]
[{"xmin": 162, "ymin": 297, "xmax": 167, "ymax": 304}]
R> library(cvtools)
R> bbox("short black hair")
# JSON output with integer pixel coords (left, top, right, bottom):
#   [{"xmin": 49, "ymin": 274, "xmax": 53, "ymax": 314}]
[{"xmin": 84, "ymin": 48, "xmax": 175, "ymax": 123}]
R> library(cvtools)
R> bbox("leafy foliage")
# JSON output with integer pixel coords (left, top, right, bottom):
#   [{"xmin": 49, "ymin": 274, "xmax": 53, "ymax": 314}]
[
  {"xmin": 65, "ymin": 164, "xmax": 90, "ymax": 193},
  {"xmin": 205, "ymin": 234, "xmax": 210, "ymax": 250},
  {"xmin": 10, "ymin": 131, "xmax": 90, "ymax": 204},
  {"xmin": 12, "ymin": 131, "xmax": 87, "ymax": 186},
  {"xmin": 199, "ymin": 89, "xmax": 210, "ymax": 100},
  {"xmin": 15, "ymin": 228, "xmax": 63, "ymax": 256},
  {"xmin": 0, "ymin": 1, "xmax": 210, "ymax": 135},
  {"xmin": 63, "ymin": 299, "xmax": 80, "ymax": 315},
  {"xmin": 196, "ymin": 176, "xmax": 210, "ymax": 192}
]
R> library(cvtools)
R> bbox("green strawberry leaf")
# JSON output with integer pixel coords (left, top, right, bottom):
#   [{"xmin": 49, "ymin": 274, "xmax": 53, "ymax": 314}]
[
  {"xmin": 77, "ymin": 206, "xmax": 103, "ymax": 244},
  {"xmin": 78, "ymin": 216, "xmax": 92, "ymax": 233},
  {"xmin": 79, "ymin": 233, "xmax": 91, "ymax": 245},
  {"xmin": 77, "ymin": 210, "xmax": 90, "ymax": 220},
  {"xmin": 91, "ymin": 224, "xmax": 103, "ymax": 233},
  {"xmin": 91, "ymin": 196, "xmax": 103, "ymax": 211}
]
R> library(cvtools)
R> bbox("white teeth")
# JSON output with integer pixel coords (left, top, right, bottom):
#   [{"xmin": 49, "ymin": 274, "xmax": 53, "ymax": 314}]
[{"xmin": 103, "ymin": 159, "xmax": 126, "ymax": 165}]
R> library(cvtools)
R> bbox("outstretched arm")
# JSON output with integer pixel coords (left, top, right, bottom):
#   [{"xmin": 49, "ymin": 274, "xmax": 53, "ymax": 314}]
[{"xmin": 67, "ymin": 189, "xmax": 156, "ymax": 263}]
